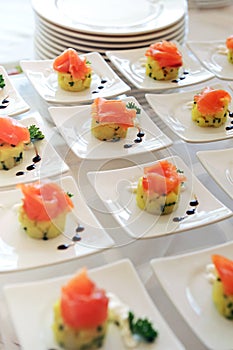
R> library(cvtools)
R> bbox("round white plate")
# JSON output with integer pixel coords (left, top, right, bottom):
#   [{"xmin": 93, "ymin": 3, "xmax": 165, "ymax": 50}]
[
  {"xmin": 32, "ymin": 0, "xmax": 187, "ymax": 35},
  {"xmin": 35, "ymin": 11, "xmax": 187, "ymax": 44}
]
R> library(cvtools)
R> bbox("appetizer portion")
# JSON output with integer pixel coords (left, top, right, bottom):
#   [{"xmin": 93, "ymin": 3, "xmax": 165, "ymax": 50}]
[
  {"xmin": 52, "ymin": 268, "xmax": 158, "ymax": 350},
  {"xmin": 191, "ymin": 87, "xmax": 231, "ymax": 127},
  {"xmin": 211, "ymin": 254, "xmax": 233, "ymax": 319},
  {"xmin": 17, "ymin": 181, "xmax": 74, "ymax": 240},
  {"xmin": 53, "ymin": 48, "xmax": 92, "ymax": 92},
  {"xmin": 145, "ymin": 40, "xmax": 183, "ymax": 81},
  {"xmin": 0, "ymin": 115, "xmax": 30, "ymax": 170},
  {"xmin": 53, "ymin": 268, "xmax": 109, "ymax": 350},
  {"xmin": 226, "ymin": 35, "xmax": 233, "ymax": 64},
  {"xmin": 136, "ymin": 160, "xmax": 186, "ymax": 215},
  {"xmin": 91, "ymin": 97, "xmax": 137, "ymax": 141}
]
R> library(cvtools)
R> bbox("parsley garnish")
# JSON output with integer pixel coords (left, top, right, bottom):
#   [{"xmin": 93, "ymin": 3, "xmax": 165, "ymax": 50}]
[
  {"xmin": 0, "ymin": 74, "xmax": 5, "ymax": 89},
  {"xmin": 28, "ymin": 125, "xmax": 45, "ymax": 141},
  {"xmin": 126, "ymin": 101, "xmax": 141, "ymax": 114},
  {"xmin": 128, "ymin": 311, "xmax": 158, "ymax": 343}
]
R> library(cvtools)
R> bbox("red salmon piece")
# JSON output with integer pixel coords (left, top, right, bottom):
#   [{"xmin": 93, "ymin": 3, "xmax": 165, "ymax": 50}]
[
  {"xmin": 226, "ymin": 35, "xmax": 233, "ymax": 50},
  {"xmin": 18, "ymin": 181, "xmax": 74, "ymax": 221},
  {"xmin": 61, "ymin": 268, "xmax": 109, "ymax": 329},
  {"xmin": 145, "ymin": 40, "xmax": 183, "ymax": 68},
  {"xmin": 92, "ymin": 97, "xmax": 136, "ymax": 127},
  {"xmin": 142, "ymin": 160, "xmax": 185, "ymax": 195},
  {"xmin": 194, "ymin": 87, "xmax": 231, "ymax": 115},
  {"xmin": 53, "ymin": 48, "xmax": 91, "ymax": 80},
  {"xmin": 212, "ymin": 254, "xmax": 233, "ymax": 296},
  {"xmin": 0, "ymin": 115, "xmax": 30, "ymax": 145}
]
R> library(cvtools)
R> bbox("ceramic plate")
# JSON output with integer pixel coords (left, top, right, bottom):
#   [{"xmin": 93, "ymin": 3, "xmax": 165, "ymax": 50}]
[
  {"xmin": 0, "ymin": 175, "xmax": 114, "ymax": 272},
  {"xmin": 187, "ymin": 40, "xmax": 233, "ymax": 80},
  {"xmin": 0, "ymin": 65, "xmax": 29, "ymax": 116},
  {"xmin": 48, "ymin": 96, "xmax": 172, "ymax": 160},
  {"xmin": 3, "ymin": 259, "xmax": 185, "ymax": 350},
  {"xmin": 106, "ymin": 44, "xmax": 214, "ymax": 90},
  {"xmin": 0, "ymin": 114, "xmax": 69, "ymax": 188},
  {"xmin": 20, "ymin": 52, "xmax": 130, "ymax": 104},
  {"xmin": 32, "ymin": 0, "xmax": 186, "ymax": 35},
  {"xmin": 197, "ymin": 148, "xmax": 233, "ymax": 199},
  {"xmin": 151, "ymin": 241, "xmax": 233, "ymax": 350},
  {"xmin": 145, "ymin": 83, "xmax": 233, "ymax": 143},
  {"xmin": 87, "ymin": 155, "xmax": 232, "ymax": 239}
]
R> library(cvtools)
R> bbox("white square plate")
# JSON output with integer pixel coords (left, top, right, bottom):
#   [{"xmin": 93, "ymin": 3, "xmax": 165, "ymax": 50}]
[
  {"xmin": 0, "ymin": 113, "xmax": 69, "ymax": 188},
  {"xmin": 48, "ymin": 96, "xmax": 172, "ymax": 160},
  {"xmin": 87, "ymin": 155, "xmax": 232, "ymax": 239},
  {"xmin": 187, "ymin": 40, "xmax": 233, "ymax": 80},
  {"xmin": 3, "ymin": 259, "xmax": 184, "ymax": 350},
  {"xmin": 197, "ymin": 147, "xmax": 233, "ymax": 199},
  {"xmin": 0, "ymin": 65, "xmax": 29, "ymax": 116},
  {"xmin": 151, "ymin": 240, "xmax": 233, "ymax": 350},
  {"xmin": 20, "ymin": 52, "xmax": 130, "ymax": 104},
  {"xmin": 146, "ymin": 83, "xmax": 233, "ymax": 143},
  {"xmin": 0, "ymin": 175, "xmax": 114, "ymax": 272},
  {"xmin": 106, "ymin": 44, "xmax": 214, "ymax": 90}
]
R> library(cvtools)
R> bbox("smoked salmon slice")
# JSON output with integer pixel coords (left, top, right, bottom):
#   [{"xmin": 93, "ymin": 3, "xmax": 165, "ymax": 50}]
[
  {"xmin": 17, "ymin": 181, "xmax": 74, "ymax": 222},
  {"xmin": 226, "ymin": 35, "xmax": 233, "ymax": 50},
  {"xmin": 0, "ymin": 115, "xmax": 30, "ymax": 145},
  {"xmin": 212, "ymin": 254, "xmax": 233, "ymax": 296},
  {"xmin": 53, "ymin": 48, "xmax": 91, "ymax": 80},
  {"xmin": 92, "ymin": 97, "xmax": 136, "ymax": 127},
  {"xmin": 194, "ymin": 87, "xmax": 231, "ymax": 115},
  {"xmin": 142, "ymin": 160, "xmax": 185, "ymax": 195},
  {"xmin": 145, "ymin": 40, "xmax": 183, "ymax": 68},
  {"xmin": 60, "ymin": 268, "xmax": 109, "ymax": 329}
]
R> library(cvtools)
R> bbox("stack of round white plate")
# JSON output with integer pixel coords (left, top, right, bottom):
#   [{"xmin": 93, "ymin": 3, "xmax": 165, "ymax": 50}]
[
  {"xmin": 32, "ymin": 0, "xmax": 188, "ymax": 59},
  {"xmin": 188, "ymin": 0, "xmax": 233, "ymax": 8}
]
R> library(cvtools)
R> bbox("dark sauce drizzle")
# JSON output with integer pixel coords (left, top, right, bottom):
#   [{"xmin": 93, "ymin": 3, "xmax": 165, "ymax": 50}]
[
  {"xmin": 0, "ymin": 95, "xmax": 9, "ymax": 109},
  {"xmin": 173, "ymin": 196, "xmax": 199, "ymax": 222},
  {"xmin": 226, "ymin": 111, "xmax": 233, "ymax": 131},
  {"xmin": 57, "ymin": 224, "xmax": 84, "ymax": 250},
  {"xmin": 171, "ymin": 70, "xmax": 189, "ymax": 83},
  {"xmin": 124, "ymin": 128, "xmax": 145, "ymax": 149},
  {"xmin": 92, "ymin": 78, "xmax": 108, "ymax": 94},
  {"xmin": 16, "ymin": 143, "xmax": 41, "ymax": 176}
]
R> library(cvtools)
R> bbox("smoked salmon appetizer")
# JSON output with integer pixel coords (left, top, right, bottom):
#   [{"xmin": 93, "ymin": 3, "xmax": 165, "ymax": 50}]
[
  {"xmin": 53, "ymin": 48, "xmax": 92, "ymax": 92},
  {"xmin": 91, "ymin": 97, "xmax": 137, "ymax": 141},
  {"xmin": 136, "ymin": 159, "xmax": 186, "ymax": 215},
  {"xmin": 145, "ymin": 40, "xmax": 183, "ymax": 81},
  {"xmin": 191, "ymin": 86, "xmax": 231, "ymax": 127},
  {"xmin": 211, "ymin": 254, "xmax": 233, "ymax": 319},
  {"xmin": 0, "ymin": 115, "xmax": 30, "ymax": 170},
  {"xmin": 226, "ymin": 35, "xmax": 233, "ymax": 63},
  {"xmin": 17, "ymin": 180, "xmax": 74, "ymax": 240},
  {"xmin": 52, "ymin": 268, "xmax": 109, "ymax": 350}
]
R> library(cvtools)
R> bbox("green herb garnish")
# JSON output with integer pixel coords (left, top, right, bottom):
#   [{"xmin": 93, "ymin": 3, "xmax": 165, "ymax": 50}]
[
  {"xmin": 128, "ymin": 311, "xmax": 158, "ymax": 343},
  {"xmin": 66, "ymin": 192, "xmax": 74, "ymax": 198},
  {"xmin": 126, "ymin": 101, "xmax": 141, "ymax": 114},
  {"xmin": 0, "ymin": 74, "xmax": 5, "ymax": 89},
  {"xmin": 28, "ymin": 125, "xmax": 45, "ymax": 141}
]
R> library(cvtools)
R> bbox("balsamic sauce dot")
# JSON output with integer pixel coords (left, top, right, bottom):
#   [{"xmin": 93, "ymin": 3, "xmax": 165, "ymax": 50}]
[
  {"xmin": 186, "ymin": 208, "xmax": 196, "ymax": 215},
  {"xmin": 16, "ymin": 171, "xmax": 25, "ymax": 176}
]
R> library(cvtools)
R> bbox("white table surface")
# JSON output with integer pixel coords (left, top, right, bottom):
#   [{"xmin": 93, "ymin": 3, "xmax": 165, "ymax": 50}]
[{"xmin": 0, "ymin": 1, "xmax": 232, "ymax": 349}]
